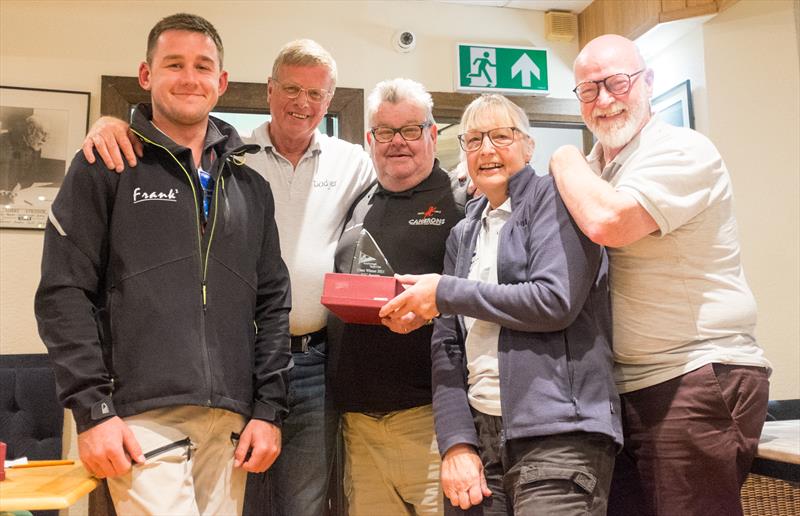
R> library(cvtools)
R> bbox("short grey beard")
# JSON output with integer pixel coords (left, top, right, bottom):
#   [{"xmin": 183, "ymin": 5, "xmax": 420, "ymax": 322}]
[{"xmin": 588, "ymin": 98, "xmax": 650, "ymax": 151}]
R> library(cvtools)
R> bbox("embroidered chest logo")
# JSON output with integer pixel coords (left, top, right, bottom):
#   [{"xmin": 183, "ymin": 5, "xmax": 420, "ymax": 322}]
[
  {"xmin": 409, "ymin": 204, "xmax": 446, "ymax": 226},
  {"xmin": 313, "ymin": 179, "xmax": 337, "ymax": 190},
  {"xmin": 133, "ymin": 187, "xmax": 179, "ymax": 204}
]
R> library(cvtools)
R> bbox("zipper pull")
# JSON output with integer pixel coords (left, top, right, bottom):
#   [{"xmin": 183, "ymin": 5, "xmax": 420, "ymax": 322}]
[{"xmin": 202, "ymin": 281, "xmax": 208, "ymax": 311}]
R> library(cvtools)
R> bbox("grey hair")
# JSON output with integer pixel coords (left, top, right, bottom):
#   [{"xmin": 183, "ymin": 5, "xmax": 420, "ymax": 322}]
[
  {"xmin": 272, "ymin": 39, "xmax": 338, "ymax": 89},
  {"xmin": 460, "ymin": 94, "xmax": 530, "ymax": 134},
  {"xmin": 366, "ymin": 78, "xmax": 435, "ymax": 126}
]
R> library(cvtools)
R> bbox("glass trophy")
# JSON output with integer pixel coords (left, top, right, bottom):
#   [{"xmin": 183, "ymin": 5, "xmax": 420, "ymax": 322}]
[{"xmin": 336, "ymin": 224, "xmax": 394, "ymax": 276}]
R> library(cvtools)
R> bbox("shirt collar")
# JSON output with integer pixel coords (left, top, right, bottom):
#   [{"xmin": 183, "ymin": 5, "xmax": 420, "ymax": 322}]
[
  {"xmin": 143, "ymin": 110, "xmax": 226, "ymax": 167},
  {"xmin": 480, "ymin": 197, "xmax": 512, "ymax": 223},
  {"xmin": 257, "ymin": 121, "xmax": 322, "ymax": 156},
  {"xmin": 375, "ymin": 159, "xmax": 446, "ymax": 198}
]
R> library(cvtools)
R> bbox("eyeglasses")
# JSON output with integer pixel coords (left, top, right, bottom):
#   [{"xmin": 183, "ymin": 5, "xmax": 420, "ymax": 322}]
[
  {"xmin": 271, "ymin": 78, "xmax": 331, "ymax": 103},
  {"xmin": 370, "ymin": 122, "xmax": 432, "ymax": 143},
  {"xmin": 457, "ymin": 127, "xmax": 522, "ymax": 152},
  {"xmin": 572, "ymin": 69, "xmax": 644, "ymax": 103}
]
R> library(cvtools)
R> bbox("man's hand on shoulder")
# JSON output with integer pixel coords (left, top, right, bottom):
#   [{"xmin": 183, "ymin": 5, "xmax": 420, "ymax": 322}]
[
  {"xmin": 82, "ymin": 116, "xmax": 143, "ymax": 173},
  {"xmin": 78, "ymin": 416, "xmax": 144, "ymax": 478},
  {"xmin": 548, "ymin": 144, "xmax": 659, "ymax": 247},
  {"xmin": 234, "ymin": 419, "xmax": 281, "ymax": 473}
]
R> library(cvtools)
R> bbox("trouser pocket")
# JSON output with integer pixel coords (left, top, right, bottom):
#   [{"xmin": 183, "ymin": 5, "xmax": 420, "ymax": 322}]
[
  {"xmin": 511, "ymin": 465, "xmax": 598, "ymax": 515},
  {"xmin": 143, "ymin": 436, "xmax": 194, "ymax": 462}
]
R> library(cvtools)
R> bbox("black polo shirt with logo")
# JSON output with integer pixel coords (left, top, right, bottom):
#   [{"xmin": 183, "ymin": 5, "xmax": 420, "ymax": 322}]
[{"xmin": 327, "ymin": 161, "xmax": 466, "ymax": 413}]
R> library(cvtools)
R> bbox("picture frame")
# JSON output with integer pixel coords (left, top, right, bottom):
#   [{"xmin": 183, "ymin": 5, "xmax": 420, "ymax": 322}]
[
  {"xmin": 652, "ymin": 80, "xmax": 694, "ymax": 129},
  {"xmin": 0, "ymin": 86, "xmax": 90, "ymax": 229}
]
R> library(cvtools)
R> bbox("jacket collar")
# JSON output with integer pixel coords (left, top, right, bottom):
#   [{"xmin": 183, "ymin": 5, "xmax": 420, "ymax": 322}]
[{"xmin": 131, "ymin": 103, "xmax": 260, "ymax": 160}]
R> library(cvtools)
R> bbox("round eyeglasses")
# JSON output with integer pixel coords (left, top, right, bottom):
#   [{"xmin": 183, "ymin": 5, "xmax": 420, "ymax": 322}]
[
  {"xmin": 572, "ymin": 69, "xmax": 644, "ymax": 103},
  {"xmin": 370, "ymin": 122, "xmax": 432, "ymax": 143},
  {"xmin": 271, "ymin": 78, "xmax": 331, "ymax": 103},
  {"xmin": 457, "ymin": 127, "xmax": 521, "ymax": 152}
]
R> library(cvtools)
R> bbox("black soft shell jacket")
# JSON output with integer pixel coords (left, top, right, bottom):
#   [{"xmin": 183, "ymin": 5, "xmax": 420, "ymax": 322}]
[{"xmin": 35, "ymin": 104, "xmax": 292, "ymax": 433}]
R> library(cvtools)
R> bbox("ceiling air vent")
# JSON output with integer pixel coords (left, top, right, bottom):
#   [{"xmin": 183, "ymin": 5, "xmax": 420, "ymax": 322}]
[{"xmin": 545, "ymin": 10, "xmax": 577, "ymax": 42}]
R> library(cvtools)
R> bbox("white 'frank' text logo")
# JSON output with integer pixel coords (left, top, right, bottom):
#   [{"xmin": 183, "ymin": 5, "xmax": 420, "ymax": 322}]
[{"xmin": 133, "ymin": 187, "xmax": 178, "ymax": 204}]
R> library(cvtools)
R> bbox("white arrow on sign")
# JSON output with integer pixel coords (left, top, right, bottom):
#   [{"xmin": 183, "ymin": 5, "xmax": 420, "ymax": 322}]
[{"xmin": 511, "ymin": 54, "xmax": 540, "ymax": 87}]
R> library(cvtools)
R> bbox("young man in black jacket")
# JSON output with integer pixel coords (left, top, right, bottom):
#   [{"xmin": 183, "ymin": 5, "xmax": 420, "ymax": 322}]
[{"xmin": 34, "ymin": 13, "xmax": 291, "ymax": 515}]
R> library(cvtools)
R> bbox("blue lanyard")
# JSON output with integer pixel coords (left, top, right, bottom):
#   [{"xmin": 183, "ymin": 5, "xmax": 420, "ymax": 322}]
[{"xmin": 198, "ymin": 166, "xmax": 214, "ymax": 220}]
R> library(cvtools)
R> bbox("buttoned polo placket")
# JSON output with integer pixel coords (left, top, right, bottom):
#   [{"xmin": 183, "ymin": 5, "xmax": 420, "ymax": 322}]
[{"xmin": 262, "ymin": 139, "xmax": 322, "ymax": 198}]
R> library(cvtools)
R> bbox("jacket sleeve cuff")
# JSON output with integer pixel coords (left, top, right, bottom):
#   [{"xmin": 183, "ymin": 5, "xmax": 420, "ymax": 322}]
[
  {"xmin": 436, "ymin": 274, "xmax": 460, "ymax": 315},
  {"xmin": 74, "ymin": 397, "xmax": 117, "ymax": 433},
  {"xmin": 251, "ymin": 400, "xmax": 283, "ymax": 428}
]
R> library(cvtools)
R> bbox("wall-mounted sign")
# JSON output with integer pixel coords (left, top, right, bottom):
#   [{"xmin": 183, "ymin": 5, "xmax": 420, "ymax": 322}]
[{"xmin": 456, "ymin": 43, "xmax": 549, "ymax": 96}]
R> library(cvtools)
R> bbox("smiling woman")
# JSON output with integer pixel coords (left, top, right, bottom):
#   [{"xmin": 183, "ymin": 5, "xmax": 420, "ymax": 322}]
[{"xmin": 458, "ymin": 94, "xmax": 533, "ymax": 209}]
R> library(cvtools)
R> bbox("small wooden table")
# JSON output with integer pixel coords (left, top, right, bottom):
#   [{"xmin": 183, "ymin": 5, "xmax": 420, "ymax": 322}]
[
  {"xmin": 757, "ymin": 420, "xmax": 800, "ymax": 464},
  {"xmin": 0, "ymin": 461, "xmax": 99, "ymax": 511},
  {"xmin": 753, "ymin": 419, "xmax": 800, "ymax": 482}
]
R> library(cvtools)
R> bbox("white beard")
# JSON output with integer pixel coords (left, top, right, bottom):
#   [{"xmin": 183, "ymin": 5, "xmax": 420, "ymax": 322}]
[{"xmin": 587, "ymin": 96, "xmax": 650, "ymax": 150}]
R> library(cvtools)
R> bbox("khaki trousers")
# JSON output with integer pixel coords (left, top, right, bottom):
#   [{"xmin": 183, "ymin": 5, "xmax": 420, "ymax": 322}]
[
  {"xmin": 107, "ymin": 405, "xmax": 246, "ymax": 516},
  {"xmin": 343, "ymin": 404, "xmax": 443, "ymax": 515}
]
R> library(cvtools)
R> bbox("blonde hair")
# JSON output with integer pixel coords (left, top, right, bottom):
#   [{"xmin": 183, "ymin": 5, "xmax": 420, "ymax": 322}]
[
  {"xmin": 460, "ymin": 94, "xmax": 530, "ymax": 134},
  {"xmin": 272, "ymin": 39, "xmax": 338, "ymax": 90}
]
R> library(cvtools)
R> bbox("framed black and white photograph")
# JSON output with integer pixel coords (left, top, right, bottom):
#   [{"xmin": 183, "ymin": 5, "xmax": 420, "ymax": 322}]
[
  {"xmin": 652, "ymin": 80, "xmax": 694, "ymax": 129},
  {"xmin": 0, "ymin": 86, "xmax": 89, "ymax": 229}
]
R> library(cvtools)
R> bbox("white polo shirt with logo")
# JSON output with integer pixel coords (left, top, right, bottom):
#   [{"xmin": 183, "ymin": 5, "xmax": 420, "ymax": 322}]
[{"xmin": 245, "ymin": 122, "xmax": 375, "ymax": 336}]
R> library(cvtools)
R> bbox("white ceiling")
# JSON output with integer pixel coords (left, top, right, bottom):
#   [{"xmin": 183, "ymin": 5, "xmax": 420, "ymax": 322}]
[{"xmin": 438, "ymin": 0, "xmax": 593, "ymax": 13}]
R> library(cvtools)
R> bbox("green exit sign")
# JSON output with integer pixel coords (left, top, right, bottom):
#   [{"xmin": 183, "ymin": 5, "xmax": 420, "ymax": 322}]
[{"xmin": 456, "ymin": 43, "xmax": 549, "ymax": 96}]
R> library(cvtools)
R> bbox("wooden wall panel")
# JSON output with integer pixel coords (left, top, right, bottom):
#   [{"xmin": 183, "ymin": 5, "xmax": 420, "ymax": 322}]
[
  {"xmin": 687, "ymin": 0, "xmax": 716, "ymax": 7},
  {"xmin": 100, "ymin": 76, "xmax": 365, "ymax": 145},
  {"xmin": 578, "ymin": 0, "xmax": 741, "ymax": 48},
  {"xmin": 716, "ymin": 0, "xmax": 740, "ymax": 13},
  {"xmin": 662, "ymin": 0, "xmax": 688, "ymax": 14},
  {"xmin": 579, "ymin": 0, "xmax": 661, "ymax": 48},
  {"xmin": 660, "ymin": 0, "xmax": 718, "ymax": 23}
]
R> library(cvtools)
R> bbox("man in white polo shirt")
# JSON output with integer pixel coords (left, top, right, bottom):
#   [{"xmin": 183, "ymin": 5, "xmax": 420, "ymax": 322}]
[
  {"xmin": 550, "ymin": 34, "xmax": 771, "ymax": 516},
  {"xmin": 81, "ymin": 39, "xmax": 374, "ymax": 516}
]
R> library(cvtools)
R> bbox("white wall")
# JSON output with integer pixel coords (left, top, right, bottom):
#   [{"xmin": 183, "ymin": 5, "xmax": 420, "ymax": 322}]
[
  {"xmin": 645, "ymin": 0, "xmax": 799, "ymax": 400},
  {"xmin": 703, "ymin": 0, "xmax": 800, "ymax": 400},
  {"xmin": 646, "ymin": 25, "xmax": 709, "ymax": 134},
  {"xmin": 0, "ymin": 0, "xmax": 580, "ymax": 357}
]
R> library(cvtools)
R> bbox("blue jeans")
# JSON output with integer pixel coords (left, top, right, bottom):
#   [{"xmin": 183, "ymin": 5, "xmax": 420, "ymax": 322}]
[{"xmin": 268, "ymin": 339, "xmax": 338, "ymax": 516}]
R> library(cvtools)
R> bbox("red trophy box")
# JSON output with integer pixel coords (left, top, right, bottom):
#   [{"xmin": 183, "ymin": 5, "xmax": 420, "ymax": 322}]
[{"xmin": 321, "ymin": 273, "xmax": 403, "ymax": 325}]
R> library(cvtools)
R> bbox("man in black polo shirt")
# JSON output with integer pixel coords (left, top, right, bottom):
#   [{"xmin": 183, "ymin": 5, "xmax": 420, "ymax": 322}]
[{"xmin": 327, "ymin": 78, "xmax": 466, "ymax": 515}]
